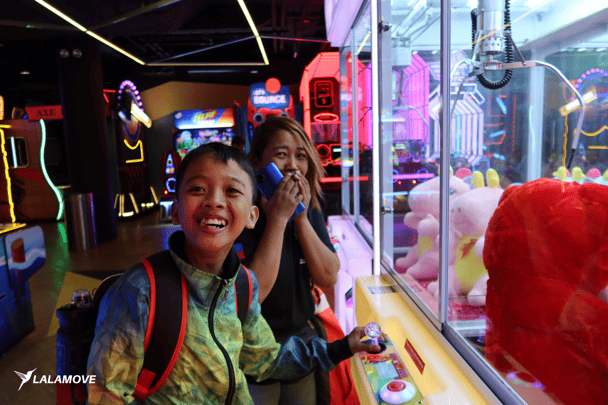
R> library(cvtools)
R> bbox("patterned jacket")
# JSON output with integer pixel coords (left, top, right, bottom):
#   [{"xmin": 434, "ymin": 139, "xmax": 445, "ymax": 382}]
[{"xmin": 86, "ymin": 231, "xmax": 351, "ymax": 404}]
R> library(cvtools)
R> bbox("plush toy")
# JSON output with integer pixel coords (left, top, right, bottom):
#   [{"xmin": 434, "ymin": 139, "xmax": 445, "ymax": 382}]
[
  {"xmin": 426, "ymin": 186, "xmax": 503, "ymax": 306},
  {"xmin": 483, "ymin": 178, "xmax": 608, "ymax": 405},
  {"xmin": 395, "ymin": 174, "xmax": 470, "ymax": 279}
]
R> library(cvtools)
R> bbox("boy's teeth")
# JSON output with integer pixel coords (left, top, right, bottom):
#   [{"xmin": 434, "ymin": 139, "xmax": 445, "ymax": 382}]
[{"xmin": 202, "ymin": 218, "xmax": 226, "ymax": 227}]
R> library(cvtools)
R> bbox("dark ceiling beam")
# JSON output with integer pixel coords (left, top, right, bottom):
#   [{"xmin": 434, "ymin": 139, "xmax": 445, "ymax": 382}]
[
  {"xmin": 150, "ymin": 36, "xmax": 255, "ymax": 63},
  {"xmin": 90, "ymin": 0, "xmax": 183, "ymax": 31},
  {"xmin": 0, "ymin": 19, "xmax": 78, "ymax": 31}
]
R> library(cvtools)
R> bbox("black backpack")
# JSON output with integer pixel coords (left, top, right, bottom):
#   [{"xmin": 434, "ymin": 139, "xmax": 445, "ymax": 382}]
[{"xmin": 56, "ymin": 250, "xmax": 253, "ymax": 405}]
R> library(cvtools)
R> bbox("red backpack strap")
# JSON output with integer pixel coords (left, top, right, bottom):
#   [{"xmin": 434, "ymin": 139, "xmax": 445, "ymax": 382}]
[
  {"xmin": 234, "ymin": 265, "xmax": 253, "ymax": 324},
  {"xmin": 134, "ymin": 251, "xmax": 188, "ymax": 402}
]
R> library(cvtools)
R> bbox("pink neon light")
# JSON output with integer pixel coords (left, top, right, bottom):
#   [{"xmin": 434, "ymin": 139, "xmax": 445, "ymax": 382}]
[
  {"xmin": 392, "ymin": 173, "xmax": 435, "ymax": 180},
  {"xmin": 320, "ymin": 176, "xmax": 369, "ymax": 183}
]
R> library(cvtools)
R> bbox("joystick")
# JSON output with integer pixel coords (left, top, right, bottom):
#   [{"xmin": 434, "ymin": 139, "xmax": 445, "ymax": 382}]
[
  {"xmin": 379, "ymin": 380, "xmax": 416, "ymax": 404},
  {"xmin": 365, "ymin": 322, "xmax": 381, "ymax": 346}
]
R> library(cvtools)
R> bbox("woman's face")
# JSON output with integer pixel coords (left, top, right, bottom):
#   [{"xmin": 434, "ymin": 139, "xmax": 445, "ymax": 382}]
[{"xmin": 260, "ymin": 130, "xmax": 309, "ymax": 178}]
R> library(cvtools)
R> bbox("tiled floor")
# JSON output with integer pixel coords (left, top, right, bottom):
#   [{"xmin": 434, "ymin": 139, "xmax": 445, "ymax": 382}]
[{"xmin": 0, "ymin": 209, "xmax": 178, "ymax": 404}]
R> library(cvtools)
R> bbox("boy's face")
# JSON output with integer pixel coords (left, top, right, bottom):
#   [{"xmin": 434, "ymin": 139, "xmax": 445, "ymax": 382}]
[{"xmin": 171, "ymin": 155, "xmax": 258, "ymax": 262}]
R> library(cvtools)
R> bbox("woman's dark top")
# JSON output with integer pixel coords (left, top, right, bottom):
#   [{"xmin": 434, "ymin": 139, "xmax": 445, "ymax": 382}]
[{"xmin": 235, "ymin": 205, "xmax": 336, "ymax": 340}]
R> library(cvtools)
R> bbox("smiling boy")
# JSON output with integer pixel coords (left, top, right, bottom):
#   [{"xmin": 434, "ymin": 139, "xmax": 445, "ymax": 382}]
[{"xmin": 87, "ymin": 142, "xmax": 381, "ymax": 405}]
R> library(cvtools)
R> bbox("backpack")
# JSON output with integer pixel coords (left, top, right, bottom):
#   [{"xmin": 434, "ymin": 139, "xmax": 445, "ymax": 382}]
[{"xmin": 56, "ymin": 250, "xmax": 253, "ymax": 405}]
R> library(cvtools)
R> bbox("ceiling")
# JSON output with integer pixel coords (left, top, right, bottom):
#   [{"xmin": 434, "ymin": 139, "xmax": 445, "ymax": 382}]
[{"xmin": 0, "ymin": 0, "xmax": 333, "ymax": 97}]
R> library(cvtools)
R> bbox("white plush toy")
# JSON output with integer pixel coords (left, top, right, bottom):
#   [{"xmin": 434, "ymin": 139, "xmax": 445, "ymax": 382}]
[
  {"xmin": 427, "ymin": 185, "xmax": 504, "ymax": 306},
  {"xmin": 395, "ymin": 173, "xmax": 470, "ymax": 279}
]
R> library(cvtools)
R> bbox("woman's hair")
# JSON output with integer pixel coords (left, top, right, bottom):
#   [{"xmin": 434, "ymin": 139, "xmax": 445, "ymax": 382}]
[{"xmin": 249, "ymin": 115, "xmax": 325, "ymax": 211}]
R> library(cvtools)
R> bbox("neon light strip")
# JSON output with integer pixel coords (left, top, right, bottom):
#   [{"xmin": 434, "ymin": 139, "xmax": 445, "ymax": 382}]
[
  {"xmin": 86, "ymin": 31, "xmax": 145, "ymax": 65},
  {"xmin": 371, "ymin": 0, "xmax": 380, "ymax": 276},
  {"xmin": 147, "ymin": 62, "xmax": 267, "ymax": 67},
  {"xmin": 130, "ymin": 103, "xmax": 152, "ymax": 128},
  {"xmin": 588, "ymin": 145, "xmax": 608, "ymax": 149},
  {"xmin": 357, "ymin": 31, "xmax": 371, "ymax": 55},
  {"xmin": 259, "ymin": 36, "xmax": 329, "ymax": 43},
  {"xmin": 35, "ymin": 0, "xmax": 145, "ymax": 65},
  {"xmin": 320, "ymin": 176, "xmax": 369, "ymax": 183},
  {"xmin": 39, "ymin": 120, "xmax": 64, "ymax": 220},
  {"xmin": 0, "ymin": 129, "xmax": 16, "ymax": 223},
  {"xmin": 149, "ymin": 186, "xmax": 159, "ymax": 204},
  {"xmin": 237, "ymin": 0, "xmax": 269, "ymax": 65},
  {"xmin": 123, "ymin": 139, "xmax": 144, "ymax": 163},
  {"xmin": 392, "ymin": 173, "xmax": 435, "ymax": 180},
  {"xmin": 582, "ymin": 125, "xmax": 608, "ymax": 136},
  {"xmin": 129, "ymin": 193, "xmax": 139, "ymax": 214},
  {"xmin": 9, "ymin": 138, "xmax": 17, "ymax": 168},
  {"xmin": 0, "ymin": 125, "xmax": 12, "ymax": 128}
]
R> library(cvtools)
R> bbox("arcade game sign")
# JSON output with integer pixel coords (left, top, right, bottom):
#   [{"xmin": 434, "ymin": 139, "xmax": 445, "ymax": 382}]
[
  {"xmin": 173, "ymin": 108, "xmax": 236, "ymax": 159},
  {"xmin": 247, "ymin": 78, "xmax": 295, "ymax": 130}
]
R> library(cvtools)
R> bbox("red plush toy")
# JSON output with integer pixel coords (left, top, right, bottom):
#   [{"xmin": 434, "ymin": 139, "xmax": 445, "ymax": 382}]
[{"xmin": 483, "ymin": 178, "xmax": 608, "ymax": 405}]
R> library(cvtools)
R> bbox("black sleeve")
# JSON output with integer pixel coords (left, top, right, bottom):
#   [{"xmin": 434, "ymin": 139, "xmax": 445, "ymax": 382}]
[{"xmin": 308, "ymin": 208, "xmax": 336, "ymax": 253}]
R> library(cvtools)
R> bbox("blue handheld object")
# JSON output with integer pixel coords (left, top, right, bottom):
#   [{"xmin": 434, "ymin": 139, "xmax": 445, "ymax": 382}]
[{"xmin": 256, "ymin": 163, "xmax": 306, "ymax": 220}]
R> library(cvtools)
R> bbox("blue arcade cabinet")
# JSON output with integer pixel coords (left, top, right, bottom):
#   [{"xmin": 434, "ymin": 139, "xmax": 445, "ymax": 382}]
[{"xmin": 0, "ymin": 226, "xmax": 45, "ymax": 355}]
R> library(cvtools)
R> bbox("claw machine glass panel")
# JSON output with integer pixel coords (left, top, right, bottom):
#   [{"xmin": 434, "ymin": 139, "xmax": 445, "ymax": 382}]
[{"xmin": 378, "ymin": 0, "xmax": 608, "ymax": 404}]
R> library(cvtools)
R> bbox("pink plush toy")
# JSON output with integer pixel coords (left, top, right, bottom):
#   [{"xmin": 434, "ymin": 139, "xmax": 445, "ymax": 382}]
[
  {"xmin": 427, "ymin": 186, "xmax": 503, "ymax": 306},
  {"xmin": 395, "ymin": 175, "xmax": 469, "ymax": 279}
]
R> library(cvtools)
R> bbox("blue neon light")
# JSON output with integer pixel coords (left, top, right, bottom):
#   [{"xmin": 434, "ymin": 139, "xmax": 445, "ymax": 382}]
[
  {"xmin": 489, "ymin": 130, "xmax": 506, "ymax": 138},
  {"xmin": 495, "ymin": 97, "xmax": 507, "ymax": 114}
]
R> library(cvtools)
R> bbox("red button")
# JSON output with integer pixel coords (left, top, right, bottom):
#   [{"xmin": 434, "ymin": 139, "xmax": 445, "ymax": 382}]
[{"xmin": 387, "ymin": 380, "xmax": 406, "ymax": 392}]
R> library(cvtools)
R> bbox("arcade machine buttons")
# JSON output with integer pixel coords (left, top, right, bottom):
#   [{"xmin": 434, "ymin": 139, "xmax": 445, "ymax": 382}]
[{"xmin": 379, "ymin": 380, "xmax": 417, "ymax": 404}]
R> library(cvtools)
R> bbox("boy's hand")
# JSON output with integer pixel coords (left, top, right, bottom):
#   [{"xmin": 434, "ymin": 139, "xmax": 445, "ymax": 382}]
[{"xmin": 347, "ymin": 326, "xmax": 389, "ymax": 354}]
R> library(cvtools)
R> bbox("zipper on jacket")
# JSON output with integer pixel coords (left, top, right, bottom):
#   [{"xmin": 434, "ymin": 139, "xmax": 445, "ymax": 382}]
[{"xmin": 209, "ymin": 278, "xmax": 236, "ymax": 405}]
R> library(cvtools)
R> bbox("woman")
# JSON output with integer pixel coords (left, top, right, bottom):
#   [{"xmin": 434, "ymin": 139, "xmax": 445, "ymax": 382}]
[{"xmin": 235, "ymin": 115, "xmax": 340, "ymax": 405}]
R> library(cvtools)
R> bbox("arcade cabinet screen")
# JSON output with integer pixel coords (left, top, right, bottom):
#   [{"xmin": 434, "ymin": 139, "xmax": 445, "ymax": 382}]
[{"xmin": 174, "ymin": 128, "xmax": 235, "ymax": 158}]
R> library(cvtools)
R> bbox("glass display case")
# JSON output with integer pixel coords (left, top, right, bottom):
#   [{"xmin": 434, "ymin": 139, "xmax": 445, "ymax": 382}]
[{"xmin": 329, "ymin": 0, "xmax": 608, "ymax": 404}]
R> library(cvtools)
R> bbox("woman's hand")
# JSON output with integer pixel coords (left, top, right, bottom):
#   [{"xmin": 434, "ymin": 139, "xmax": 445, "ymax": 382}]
[
  {"xmin": 347, "ymin": 326, "xmax": 389, "ymax": 355},
  {"xmin": 261, "ymin": 172, "xmax": 304, "ymax": 223},
  {"xmin": 292, "ymin": 171, "xmax": 311, "ymax": 224}
]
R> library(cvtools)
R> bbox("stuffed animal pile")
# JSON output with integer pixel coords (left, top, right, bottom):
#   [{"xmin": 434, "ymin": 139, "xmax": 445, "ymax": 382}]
[{"xmin": 483, "ymin": 178, "xmax": 608, "ymax": 405}]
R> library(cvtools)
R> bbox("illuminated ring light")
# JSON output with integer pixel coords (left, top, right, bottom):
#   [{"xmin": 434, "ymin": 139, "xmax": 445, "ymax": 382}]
[
  {"xmin": 253, "ymin": 112, "xmax": 265, "ymax": 124},
  {"xmin": 316, "ymin": 144, "xmax": 330, "ymax": 157},
  {"xmin": 279, "ymin": 112, "xmax": 290, "ymax": 118},
  {"xmin": 312, "ymin": 112, "xmax": 340, "ymax": 123},
  {"xmin": 574, "ymin": 68, "xmax": 608, "ymax": 91},
  {"xmin": 573, "ymin": 68, "xmax": 608, "ymax": 136},
  {"xmin": 166, "ymin": 177, "xmax": 176, "ymax": 194},
  {"xmin": 117, "ymin": 80, "xmax": 144, "ymax": 144}
]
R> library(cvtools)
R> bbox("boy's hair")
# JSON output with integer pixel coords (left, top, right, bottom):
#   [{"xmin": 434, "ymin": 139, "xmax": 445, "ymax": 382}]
[
  {"xmin": 175, "ymin": 142, "xmax": 257, "ymax": 203},
  {"xmin": 248, "ymin": 115, "xmax": 325, "ymax": 211},
  {"xmin": 231, "ymin": 135, "xmax": 246, "ymax": 149}
]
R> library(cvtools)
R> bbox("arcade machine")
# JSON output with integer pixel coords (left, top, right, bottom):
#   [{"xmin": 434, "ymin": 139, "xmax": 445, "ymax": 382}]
[
  {"xmin": 247, "ymin": 78, "xmax": 296, "ymax": 137},
  {"xmin": 0, "ymin": 114, "xmax": 63, "ymax": 223},
  {"xmin": 300, "ymin": 52, "xmax": 343, "ymax": 188},
  {"xmin": 114, "ymin": 80, "xmax": 158, "ymax": 219},
  {"xmin": 324, "ymin": 0, "xmax": 608, "ymax": 401},
  {"xmin": 0, "ymin": 226, "xmax": 46, "ymax": 356},
  {"xmin": 300, "ymin": 52, "xmax": 373, "ymax": 216},
  {"xmin": 173, "ymin": 106, "xmax": 242, "ymax": 159},
  {"xmin": 164, "ymin": 105, "xmax": 245, "ymax": 221},
  {"xmin": 158, "ymin": 149, "xmax": 180, "ymax": 221}
]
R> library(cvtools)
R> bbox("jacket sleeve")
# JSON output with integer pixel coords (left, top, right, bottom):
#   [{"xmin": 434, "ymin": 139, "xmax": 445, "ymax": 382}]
[
  {"xmin": 239, "ymin": 271, "xmax": 352, "ymax": 382},
  {"xmin": 86, "ymin": 266, "xmax": 149, "ymax": 405}
]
